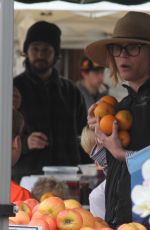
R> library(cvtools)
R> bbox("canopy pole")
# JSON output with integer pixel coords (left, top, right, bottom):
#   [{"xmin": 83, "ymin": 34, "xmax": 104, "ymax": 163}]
[{"xmin": 0, "ymin": 0, "xmax": 14, "ymax": 229}]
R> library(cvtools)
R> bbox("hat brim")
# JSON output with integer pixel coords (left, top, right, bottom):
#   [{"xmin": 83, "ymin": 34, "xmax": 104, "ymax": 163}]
[{"xmin": 85, "ymin": 37, "xmax": 150, "ymax": 67}]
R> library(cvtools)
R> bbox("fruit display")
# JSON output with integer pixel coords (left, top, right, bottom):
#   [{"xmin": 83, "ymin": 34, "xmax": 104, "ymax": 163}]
[
  {"xmin": 9, "ymin": 196, "xmax": 147, "ymax": 229},
  {"xmin": 9, "ymin": 196, "xmax": 111, "ymax": 229},
  {"xmin": 93, "ymin": 95, "xmax": 133, "ymax": 147}
]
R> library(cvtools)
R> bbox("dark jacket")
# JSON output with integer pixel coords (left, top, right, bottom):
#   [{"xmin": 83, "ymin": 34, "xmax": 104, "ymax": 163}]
[
  {"xmin": 105, "ymin": 79, "xmax": 150, "ymax": 228},
  {"xmin": 13, "ymin": 67, "xmax": 89, "ymax": 182}
]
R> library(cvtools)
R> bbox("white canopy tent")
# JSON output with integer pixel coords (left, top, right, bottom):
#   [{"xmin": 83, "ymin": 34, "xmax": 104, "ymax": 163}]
[{"xmin": 14, "ymin": 1, "xmax": 150, "ymax": 50}]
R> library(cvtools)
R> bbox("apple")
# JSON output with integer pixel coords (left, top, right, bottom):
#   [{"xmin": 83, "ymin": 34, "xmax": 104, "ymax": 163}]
[
  {"xmin": 94, "ymin": 216, "xmax": 105, "ymax": 222},
  {"xmin": 24, "ymin": 198, "xmax": 39, "ymax": 210},
  {"xmin": 64, "ymin": 199, "xmax": 81, "ymax": 209},
  {"xmin": 9, "ymin": 219, "xmax": 17, "ymax": 224},
  {"xmin": 13, "ymin": 200, "xmax": 32, "ymax": 219},
  {"xmin": 117, "ymin": 222, "xmax": 147, "ymax": 230},
  {"xmin": 38, "ymin": 196, "xmax": 65, "ymax": 217},
  {"xmin": 32, "ymin": 211, "xmax": 57, "ymax": 230},
  {"xmin": 32, "ymin": 203, "xmax": 40, "ymax": 214},
  {"xmin": 9, "ymin": 210, "xmax": 30, "ymax": 224},
  {"xmin": 40, "ymin": 192, "xmax": 56, "ymax": 202},
  {"xmin": 100, "ymin": 228, "xmax": 113, "ymax": 230},
  {"xmin": 56, "ymin": 208, "xmax": 83, "ymax": 230},
  {"xmin": 29, "ymin": 218, "xmax": 50, "ymax": 230},
  {"xmin": 32, "ymin": 210, "xmax": 44, "ymax": 219},
  {"xmin": 80, "ymin": 228, "xmax": 95, "ymax": 230},
  {"xmin": 94, "ymin": 216, "xmax": 109, "ymax": 229},
  {"xmin": 95, "ymin": 221, "xmax": 110, "ymax": 229},
  {"xmin": 75, "ymin": 208, "xmax": 95, "ymax": 228},
  {"xmin": 39, "ymin": 215, "xmax": 57, "ymax": 230}
]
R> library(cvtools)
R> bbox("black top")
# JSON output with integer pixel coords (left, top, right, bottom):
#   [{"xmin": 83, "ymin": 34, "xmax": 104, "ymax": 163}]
[
  {"xmin": 13, "ymin": 67, "xmax": 89, "ymax": 182},
  {"xmin": 105, "ymin": 79, "xmax": 150, "ymax": 228}
]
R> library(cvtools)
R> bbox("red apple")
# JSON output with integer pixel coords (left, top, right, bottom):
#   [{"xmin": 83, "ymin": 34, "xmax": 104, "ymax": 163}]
[
  {"xmin": 9, "ymin": 210, "xmax": 30, "ymax": 224},
  {"xmin": 64, "ymin": 199, "xmax": 81, "ymax": 209},
  {"xmin": 56, "ymin": 208, "xmax": 83, "ymax": 230},
  {"xmin": 32, "ymin": 203, "xmax": 40, "ymax": 214},
  {"xmin": 80, "ymin": 228, "xmax": 95, "ymax": 230},
  {"xmin": 95, "ymin": 221, "xmax": 110, "ymax": 229},
  {"xmin": 100, "ymin": 228, "xmax": 113, "ymax": 230},
  {"xmin": 29, "ymin": 218, "xmax": 50, "ymax": 230},
  {"xmin": 94, "ymin": 216, "xmax": 105, "ymax": 222},
  {"xmin": 9, "ymin": 219, "xmax": 17, "ymax": 224},
  {"xmin": 13, "ymin": 201, "xmax": 32, "ymax": 219},
  {"xmin": 24, "ymin": 198, "xmax": 39, "ymax": 210},
  {"xmin": 31, "ymin": 211, "xmax": 57, "ymax": 230},
  {"xmin": 40, "ymin": 192, "xmax": 56, "ymax": 202},
  {"xmin": 38, "ymin": 196, "xmax": 65, "ymax": 217},
  {"xmin": 117, "ymin": 222, "xmax": 147, "ymax": 230},
  {"xmin": 94, "ymin": 216, "xmax": 109, "ymax": 229},
  {"xmin": 40, "ymin": 215, "xmax": 57, "ymax": 230},
  {"xmin": 32, "ymin": 210, "xmax": 44, "ymax": 219},
  {"xmin": 75, "ymin": 208, "xmax": 95, "ymax": 228}
]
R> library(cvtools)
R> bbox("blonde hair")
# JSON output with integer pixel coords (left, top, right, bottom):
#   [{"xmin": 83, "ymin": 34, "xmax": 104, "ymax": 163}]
[
  {"xmin": 31, "ymin": 176, "xmax": 69, "ymax": 201},
  {"xmin": 107, "ymin": 51, "xmax": 120, "ymax": 85},
  {"xmin": 80, "ymin": 126, "xmax": 96, "ymax": 154}
]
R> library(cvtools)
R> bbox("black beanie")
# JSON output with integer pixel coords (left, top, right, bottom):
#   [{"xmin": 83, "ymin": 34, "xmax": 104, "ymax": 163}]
[{"xmin": 23, "ymin": 21, "xmax": 61, "ymax": 56}]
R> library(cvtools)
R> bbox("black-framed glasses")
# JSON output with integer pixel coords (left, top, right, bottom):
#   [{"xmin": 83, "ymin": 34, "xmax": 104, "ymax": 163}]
[{"xmin": 107, "ymin": 44, "xmax": 146, "ymax": 57}]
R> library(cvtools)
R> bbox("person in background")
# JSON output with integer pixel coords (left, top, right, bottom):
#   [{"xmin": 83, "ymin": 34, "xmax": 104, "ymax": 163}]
[
  {"xmin": 13, "ymin": 21, "xmax": 89, "ymax": 183},
  {"xmin": 77, "ymin": 56, "xmax": 109, "ymax": 111},
  {"xmin": 11, "ymin": 110, "xmax": 33, "ymax": 202},
  {"xmin": 31, "ymin": 176, "xmax": 69, "ymax": 201},
  {"xmin": 13, "ymin": 87, "xmax": 21, "ymax": 110},
  {"xmin": 86, "ymin": 11, "xmax": 150, "ymax": 228}
]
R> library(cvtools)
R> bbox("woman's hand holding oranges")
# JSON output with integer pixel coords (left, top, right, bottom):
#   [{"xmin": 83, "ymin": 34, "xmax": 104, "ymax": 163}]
[
  {"xmin": 87, "ymin": 95, "xmax": 133, "ymax": 160},
  {"xmin": 95, "ymin": 119, "xmax": 126, "ymax": 160}
]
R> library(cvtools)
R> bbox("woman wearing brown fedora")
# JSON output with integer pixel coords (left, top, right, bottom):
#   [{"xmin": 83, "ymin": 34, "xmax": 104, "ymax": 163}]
[{"xmin": 85, "ymin": 11, "xmax": 150, "ymax": 228}]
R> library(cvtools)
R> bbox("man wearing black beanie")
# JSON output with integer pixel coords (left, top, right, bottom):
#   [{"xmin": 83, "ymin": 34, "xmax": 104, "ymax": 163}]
[
  {"xmin": 23, "ymin": 21, "xmax": 61, "ymax": 58},
  {"xmin": 13, "ymin": 21, "xmax": 91, "ymax": 183}
]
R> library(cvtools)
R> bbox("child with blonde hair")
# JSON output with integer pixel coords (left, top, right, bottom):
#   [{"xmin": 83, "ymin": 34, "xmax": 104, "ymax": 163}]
[
  {"xmin": 81, "ymin": 125, "xmax": 96, "ymax": 155},
  {"xmin": 80, "ymin": 125, "xmax": 106, "ymax": 219}
]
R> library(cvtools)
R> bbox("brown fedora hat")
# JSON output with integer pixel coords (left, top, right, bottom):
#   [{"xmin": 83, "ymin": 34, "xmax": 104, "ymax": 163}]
[{"xmin": 85, "ymin": 11, "xmax": 150, "ymax": 67}]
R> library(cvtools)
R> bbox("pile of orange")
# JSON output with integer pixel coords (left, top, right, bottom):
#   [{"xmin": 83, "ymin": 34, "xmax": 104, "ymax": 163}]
[{"xmin": 93, "ymin": 95, "xmax": 133, "ymax": 147}]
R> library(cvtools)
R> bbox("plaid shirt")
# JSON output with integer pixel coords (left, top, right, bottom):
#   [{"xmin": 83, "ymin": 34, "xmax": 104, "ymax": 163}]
[{"xmin": 90, "ymin": 145, "xmax": 135, "ymax": 175}]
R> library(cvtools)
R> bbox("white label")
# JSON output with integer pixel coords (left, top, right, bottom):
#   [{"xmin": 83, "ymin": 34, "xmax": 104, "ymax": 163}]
[{"xmin": 9, "ymin": 225, "xmax": 42, "ymax": 230}]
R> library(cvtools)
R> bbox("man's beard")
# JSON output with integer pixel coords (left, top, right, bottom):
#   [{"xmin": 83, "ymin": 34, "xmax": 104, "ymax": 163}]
[{"xmin": 31, "ymin": 60, "xmax": 52, "ymax": 75}]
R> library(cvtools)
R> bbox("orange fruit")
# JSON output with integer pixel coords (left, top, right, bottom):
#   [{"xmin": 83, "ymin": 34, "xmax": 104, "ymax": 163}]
[
  {"xmin": 99, "ymin": 114, "xmax": 116, "ymax": 135},
  {"xmin": 118, "ymin": 130, "xmax": 131, "ymax": 147},
  {"xmin": 94, "ymin": 101, "xmax": 115, "ymax": 118},
  {"xmin": 100, "ymin": 95, "xmax": 118, "ymax": 107},
  {"xmin": 115, "ymin": 110, "xmax": 133, "ymax": 130}
]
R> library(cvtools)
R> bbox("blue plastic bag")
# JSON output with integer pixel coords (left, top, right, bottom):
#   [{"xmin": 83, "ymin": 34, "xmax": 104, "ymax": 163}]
[{"xmin": 127, "ymin": 146, "xmax": 150, "ymax": 228}]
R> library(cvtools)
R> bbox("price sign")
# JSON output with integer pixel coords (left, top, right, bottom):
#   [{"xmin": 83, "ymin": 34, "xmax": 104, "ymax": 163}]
[{"xmin": 9, "ymin": 225, "xmax": 42, "ymax": 230}]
